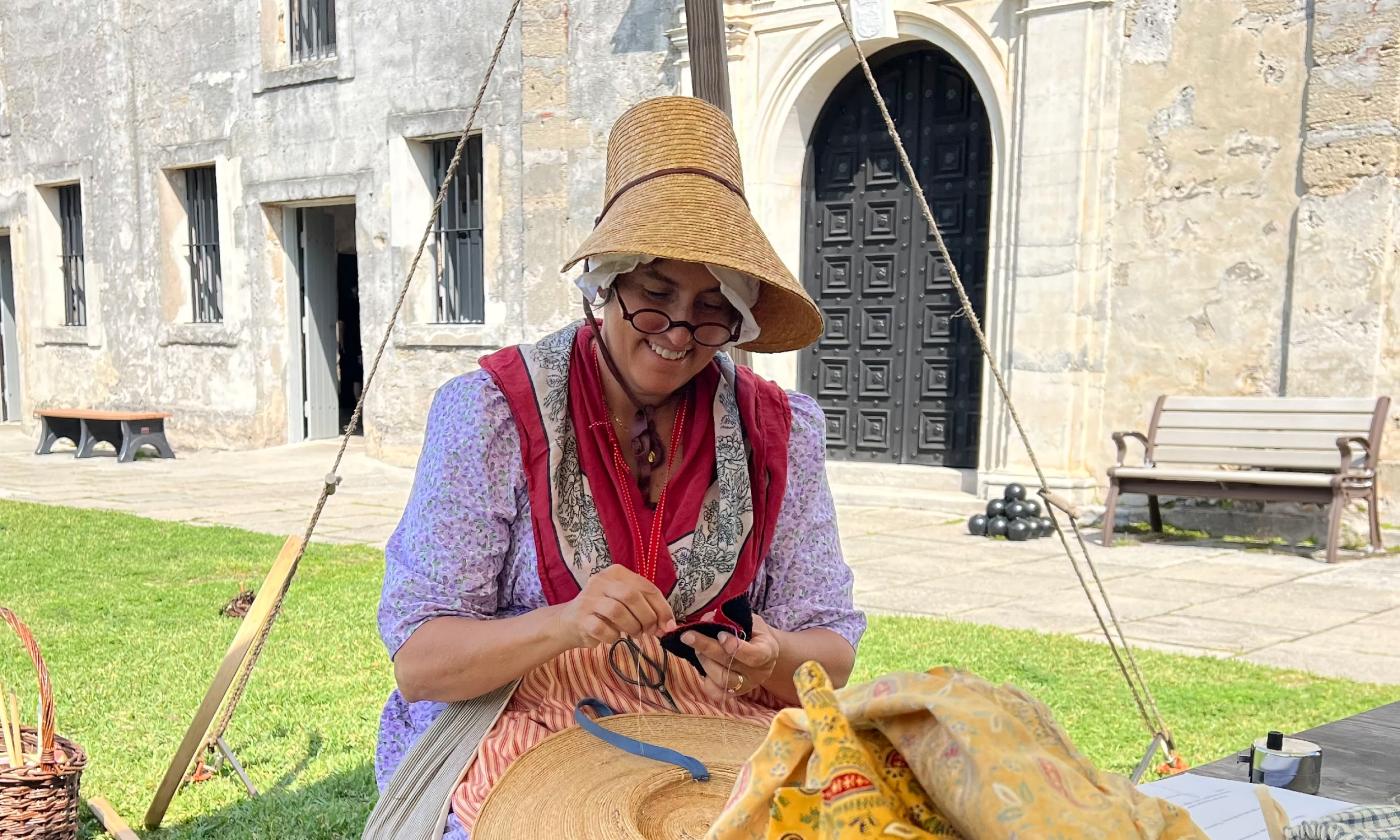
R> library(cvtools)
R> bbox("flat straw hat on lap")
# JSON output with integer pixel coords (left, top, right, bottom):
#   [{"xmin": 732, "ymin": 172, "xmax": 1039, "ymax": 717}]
[
  {"xmin": 563, "ymin": 96, "xmax": 823, "ymax": 354},
  {"xmin": 474, "ymin": 712, "xmax": 767, "ymax": 839}
]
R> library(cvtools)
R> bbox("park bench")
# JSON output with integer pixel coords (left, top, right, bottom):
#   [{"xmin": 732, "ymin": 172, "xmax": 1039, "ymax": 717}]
[
  {"xmin": 1102, "ymin": 396, "xmax": 1390, "ymax": 563},
  {"xmin": 34, "ymin": 408, "xmax": 175, "ymax": 463}
]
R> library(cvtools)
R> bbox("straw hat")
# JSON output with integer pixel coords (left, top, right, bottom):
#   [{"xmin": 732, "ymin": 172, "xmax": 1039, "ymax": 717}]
[
  {"xmin": 562, "ymin": 97, "xmax": 823, "ymax": 354},
  {"xmin": 473, "ymin": 713, "xmax": 768, "ymax": 839}
]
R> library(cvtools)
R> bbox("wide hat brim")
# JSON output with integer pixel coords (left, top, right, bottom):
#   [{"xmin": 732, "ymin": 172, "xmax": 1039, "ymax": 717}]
[
  {"xmin": 473, "ymin": 713, "xmax": 768, "ymax": 840},
  {"xmin": 562, "ymin": 97, "xmax": 823, "ymax": 354}
]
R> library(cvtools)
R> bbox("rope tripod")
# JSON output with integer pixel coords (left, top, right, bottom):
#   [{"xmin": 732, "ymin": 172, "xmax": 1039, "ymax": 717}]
[
  {"xmin": 147, "ymin": 1, "xmax": 1185, "ymax": 826},
  {"xmin": 833, "ymin": 0, "xmax": 1185, "ymax": 777}
]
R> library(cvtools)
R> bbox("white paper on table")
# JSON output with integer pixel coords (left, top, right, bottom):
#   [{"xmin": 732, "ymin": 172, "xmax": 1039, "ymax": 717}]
[{"xmin": 1138, "ymin": 773, "xmax": 1352, "ymax": 840}]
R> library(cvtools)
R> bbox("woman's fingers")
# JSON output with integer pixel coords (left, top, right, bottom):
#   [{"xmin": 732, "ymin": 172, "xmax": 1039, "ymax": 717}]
[
  {"xmin": 594, "ymin": 597, "xmax": 645, "ymax": 637},
  {"xmin": 694, "ymin": 649, "xmax": 736, "ymax": 700}
]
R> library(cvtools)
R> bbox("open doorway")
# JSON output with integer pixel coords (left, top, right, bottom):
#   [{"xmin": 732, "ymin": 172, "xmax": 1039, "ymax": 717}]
[
  {"xmin": 0, "ymin": 234, "xmax": 18, "ymax": 422},
  {"xmin": 293, "ymin": 204, "xmax": 362, "ymax": 440}
]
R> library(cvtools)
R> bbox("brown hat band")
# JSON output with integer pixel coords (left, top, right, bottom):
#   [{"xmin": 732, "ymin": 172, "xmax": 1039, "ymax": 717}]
[{"xmin": 594, "ymin": 167, "xmax": 748, "ymax": 227}]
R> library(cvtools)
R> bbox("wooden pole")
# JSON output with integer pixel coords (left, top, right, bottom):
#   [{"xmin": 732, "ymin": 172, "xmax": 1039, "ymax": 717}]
[
  {"xmin": 685, "ymin": 0, "xmax": 756, "ymax": 366},
  {"xmin": 684, "ymin": 0, "xmax": 732, "ymax": 118}
]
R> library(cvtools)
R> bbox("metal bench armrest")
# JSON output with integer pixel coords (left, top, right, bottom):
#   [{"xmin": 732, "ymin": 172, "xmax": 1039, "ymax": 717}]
[
  {"xmin": 1112, "ymin": 431, "xmax": 1152, "ymax": 467},
  {"xmin": 1336, "ymin": 435, "xmax": 1374, "ymax": 476}
]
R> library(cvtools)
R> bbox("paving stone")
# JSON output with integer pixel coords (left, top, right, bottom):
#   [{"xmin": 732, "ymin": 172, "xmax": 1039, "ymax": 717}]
[
  {"xmin": 933, "ymin": 569, "xmax": 1085, "ymax": 599},
  {"xmin": 1089, "ymin": 541, "xmax": 1236, "ymax": 568},
  {"xmin": 1359, "ymin": 607, "xmax": 1400, "ymax": 628},
  {"xmin": 1031, "ymin": 591, "xmax": 1190, "ymax": 623},
  {"xmin": 1301, "ymin": 558, "xmax": 1400, "ymax": 592},
  {"xmin": 1172, "ymin": 596, "xmax": 1371, "ymax": 634},
  {"xmin": 1111, "ymin": 614, "xmax": 1302, "ymax": 654},
  {"xmin": 1072, "ymin": 633, "xmax": 1233, "ymax": 660},
  {"xmin": 1095, "ymin": 574, "xmax": 1252, "ymax": 604},
  {"xmin": 1005, "ymin": 558, "xmax": 1153, "ymax": 580},
  {"xmin": 1250, "ymin": 581, "xmax": 1400, "ymax": 614},
  {"xmin": 857, "ymin": 586, "xmax": 1014, "ymax": 617},
  {"xmin": 1244, "ymin": 642, "xmax": 1400, "ymax": 685},
  {"xmin": 1148, "ymin": 560, "xmax": 1317, "ymax": 589},
  {"xmin": 1298, "ymin": 623, "xmax": 1400, "ymax": 658},
  {"xmin": 953, "ymin": 606, "xmax": 1102, "ymax": 636}
]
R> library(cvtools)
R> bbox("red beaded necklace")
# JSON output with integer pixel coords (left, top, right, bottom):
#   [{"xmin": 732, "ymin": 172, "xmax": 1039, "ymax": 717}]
[{"xmin": 593, "ymin": 351, "xmax": 689, "ymax": 584}]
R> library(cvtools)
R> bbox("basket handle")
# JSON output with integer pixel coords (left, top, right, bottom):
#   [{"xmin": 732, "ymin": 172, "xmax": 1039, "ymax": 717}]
[{"xmin": 0, "ymin": 607, "xmax": 58, "ymax": 769}]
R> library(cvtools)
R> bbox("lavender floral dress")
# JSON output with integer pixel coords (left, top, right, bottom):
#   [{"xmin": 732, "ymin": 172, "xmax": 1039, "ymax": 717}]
[{"xmin": 375, "ymin": 369, "xmax": 865, "ymax": 837}]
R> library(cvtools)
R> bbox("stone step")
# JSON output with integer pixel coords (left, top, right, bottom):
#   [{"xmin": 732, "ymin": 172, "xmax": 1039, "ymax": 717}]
[
  {"xmin": 829, "ymin": 482, "xmax": 987, "ymax": 516},
  {"xmin": 824, "ymin": 461, "xmax": 973, "ymax": 494}
]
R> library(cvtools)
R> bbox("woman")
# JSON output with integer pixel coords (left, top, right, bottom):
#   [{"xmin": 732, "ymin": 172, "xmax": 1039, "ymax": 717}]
[{"xmin": 375, "ymin": 96, "xmax": 864, "ymax": 838}]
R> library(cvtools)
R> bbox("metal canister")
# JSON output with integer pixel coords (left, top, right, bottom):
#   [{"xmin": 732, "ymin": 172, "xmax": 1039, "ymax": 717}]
[{"xmin": 1249, "ymin": 730, "xmax": 1322, "ymax": 794}]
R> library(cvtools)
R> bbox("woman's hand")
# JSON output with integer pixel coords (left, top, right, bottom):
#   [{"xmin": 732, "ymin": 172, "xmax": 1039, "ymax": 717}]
[
  {"xmin": 684, "ymin": 613, "xmax": 781, "ymax": 702},
  {"xmin": 555, "ymin": 565, "xmax": 677, "ymax": 650}
]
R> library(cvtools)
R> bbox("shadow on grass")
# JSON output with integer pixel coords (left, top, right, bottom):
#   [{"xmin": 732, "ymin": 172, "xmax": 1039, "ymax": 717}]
[{"xmin": 78, "ymin": 754, "xmax": 375, "ymax": 840}]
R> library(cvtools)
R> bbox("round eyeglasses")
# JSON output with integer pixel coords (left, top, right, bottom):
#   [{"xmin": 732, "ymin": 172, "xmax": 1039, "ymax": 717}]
[{"xmin": 612, "ymin": 285, "xmax": 740, "ymax": 348}]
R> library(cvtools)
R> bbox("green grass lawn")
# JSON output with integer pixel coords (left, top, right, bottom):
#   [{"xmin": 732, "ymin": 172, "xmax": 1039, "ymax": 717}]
[{"xmin": 0, "ymin": 499, "xmax": 1394, "ymax": 838}]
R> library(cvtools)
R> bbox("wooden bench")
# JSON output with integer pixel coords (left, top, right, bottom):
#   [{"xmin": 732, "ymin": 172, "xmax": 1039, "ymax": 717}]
[
  {"xmin": 1102, "ymin": 396, "xmax": 1390, "ymax": 563},
  {"xmin": 35, "ymin": 409, "xmax": 175, "ymax": 463}
]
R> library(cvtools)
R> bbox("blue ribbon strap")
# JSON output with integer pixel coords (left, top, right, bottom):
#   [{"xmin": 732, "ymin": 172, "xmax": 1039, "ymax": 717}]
[{"xmin": 573, "ymin": 698, "xmax": 711, "ymax": 782}]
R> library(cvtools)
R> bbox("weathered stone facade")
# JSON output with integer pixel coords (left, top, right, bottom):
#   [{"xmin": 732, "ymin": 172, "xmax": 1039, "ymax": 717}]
[{"xmin": 0, "ymin": 0, "xmax": 1395, "ymax": 526}]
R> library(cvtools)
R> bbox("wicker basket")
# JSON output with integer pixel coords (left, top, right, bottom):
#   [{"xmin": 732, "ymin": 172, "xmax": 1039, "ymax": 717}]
[{"xmin": 0, "ymin": 607, "xmax": 87, "ymax": 840}]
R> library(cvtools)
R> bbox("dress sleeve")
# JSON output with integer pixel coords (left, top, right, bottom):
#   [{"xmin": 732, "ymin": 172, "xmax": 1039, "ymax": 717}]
[
  {"xmin": 752, "ymin": 391, "xmax": 866, "ymax": 649},
  {"xmin": 378, "ymin": 370, "xmax": 523, "ymax": 658}
]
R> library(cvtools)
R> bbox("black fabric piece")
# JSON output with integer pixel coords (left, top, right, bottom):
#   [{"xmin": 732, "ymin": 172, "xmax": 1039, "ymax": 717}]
[{"xmin": 660, "ymin": 593, "xmax": 754, "ymax": 678}]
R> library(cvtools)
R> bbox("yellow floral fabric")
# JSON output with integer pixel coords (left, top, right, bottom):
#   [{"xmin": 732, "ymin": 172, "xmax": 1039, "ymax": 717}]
[{"xmin": 706, "ymin": 662, "xmax": 1205, "ymax": 840}]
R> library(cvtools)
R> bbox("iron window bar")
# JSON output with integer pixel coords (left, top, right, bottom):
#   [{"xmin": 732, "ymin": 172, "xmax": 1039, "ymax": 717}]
[
  {"xmin": 58, "ymin": 184, "xmax": 85, "ymax": 327},
  {"xmin": 290, "ymin": 0, "xmax": 336, "ymax": 64},
  {"xmin": 185, "ymin": 167, "xmax": 224, "ymax": 323},
  {"xmin": 431, "ymin": 135, "xmax": 485, "ymax": 324}
]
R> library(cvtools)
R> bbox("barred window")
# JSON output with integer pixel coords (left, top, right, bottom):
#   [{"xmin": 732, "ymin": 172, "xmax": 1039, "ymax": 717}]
[
  {"xmin": 431, "ymin": 135, "xmax": 485, "ymax": 324},
  {"xmin": 185, "ymin": 166, "xmax": 223, "ymax": 323},
  {"xmin": 58, "ymin": 184, "xmax": 85, "ymax": 327},
  {"xmin": 290, "ymin": 0, "xmax": 336, "ymax": 64}
]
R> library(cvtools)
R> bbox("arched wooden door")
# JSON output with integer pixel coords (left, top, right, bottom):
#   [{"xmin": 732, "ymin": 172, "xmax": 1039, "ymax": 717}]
[{"xmin": 800, "ymin": 44, "xmax": 992, "ymax": 468}]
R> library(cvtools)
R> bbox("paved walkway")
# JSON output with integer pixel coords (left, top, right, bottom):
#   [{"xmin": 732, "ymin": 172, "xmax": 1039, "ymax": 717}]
[{"xmin": 3, "ymin": 424, "xmax": 1400, "ymax": 684}]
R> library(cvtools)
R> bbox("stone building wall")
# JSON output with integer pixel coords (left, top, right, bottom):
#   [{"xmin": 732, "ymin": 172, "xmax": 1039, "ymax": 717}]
[
  {"xmin": 1, "ymin": 0, "xmax": 1395, "ymax": 526},
  {"xmin": 0, "ymin": 0, "xmax": 676, "ymax": 464},
  {"xmin": 1103, "ymin": 0, "xmax": 1399, "ymax": 522}
]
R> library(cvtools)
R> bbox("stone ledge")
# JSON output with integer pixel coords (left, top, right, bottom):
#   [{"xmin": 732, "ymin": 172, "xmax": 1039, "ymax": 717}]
[
  {"xmin": 158, "ymin": 323, "xmax": 240, "ymax": 347},
  {"xmin": 394, "ymin": 323, "xmax": 501, "ymax": 350},
  {"xmin": 35, "ymin": 326, "xmax": 94, "ymax": 347},
  {"xmin": 254, "ymin": 57, "xmax": 348, "ymax": 93}
]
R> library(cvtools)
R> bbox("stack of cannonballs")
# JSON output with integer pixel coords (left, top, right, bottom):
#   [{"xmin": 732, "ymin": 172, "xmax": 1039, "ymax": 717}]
[{"xmin": 967, "ymin": 483, "xmax": 1054, "ymax": 541}]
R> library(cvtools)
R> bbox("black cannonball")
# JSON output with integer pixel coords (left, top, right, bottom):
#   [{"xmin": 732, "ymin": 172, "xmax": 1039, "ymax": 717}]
[
  {"xmin": 1003, "ymin": 483, "xmax": 1027, "ymax": 502},
  {"xmin": 967, "ymin": 514, "xmax": 988, "ymax": 536},
  {"xmin": 1038, "ymin": 516, "xmax": 1054, "ymax": 537},
  {"xmin": 986, "ymin": 515, "xmax": 1010, "ymax": 537},
  {"xmin": 1006, "ymin": 501, "xmax": 1027, "ymax": 520},
  {"xmin": 986, "ymin": 499, "xmax": 1007, "ymax": 518},
  {"xmin": 1007, "ymin": 519, "xmax": 1033, "ymax": 541},
  {"xmin": 1023, "ymin": 499, "xmax": 1041, "ymax": 518}
]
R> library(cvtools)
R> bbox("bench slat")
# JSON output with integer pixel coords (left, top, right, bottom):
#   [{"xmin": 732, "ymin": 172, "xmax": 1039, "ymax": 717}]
[
  {"xmin": 1155, "ymin": 411, "xmax": 1375, "ymax": 433},
  {"xmin": 1111, "ymin": 466, "xmax": 1337, "ymax": 488},
  {"xmin": 35, "ymin": 409, "xmax": 171, "ymax": 421},
  {"xmin": 1153, "ymin": 428, "xmax": 1360, "ymax": 451},
  {"xmin": 1161, "ymin": 396, "xmax": 1381, "ymax": 413},
  {"xmin": 1151, "ymin": 445, "xmax": 1349, "ymax": 470}
]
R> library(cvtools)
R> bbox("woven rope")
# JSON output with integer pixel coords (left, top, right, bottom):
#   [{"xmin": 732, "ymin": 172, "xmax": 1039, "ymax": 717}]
[
  {"xmin": 832, "ymin": 0, "xmax": 1177, "ymax": 759},
  {"xmin": 199, "ymin": 0, "xmax": 524, "ymax": 768},
  {"xmin": 474, "ymin": 714, "xmax": 766, "ymax": 840}
]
